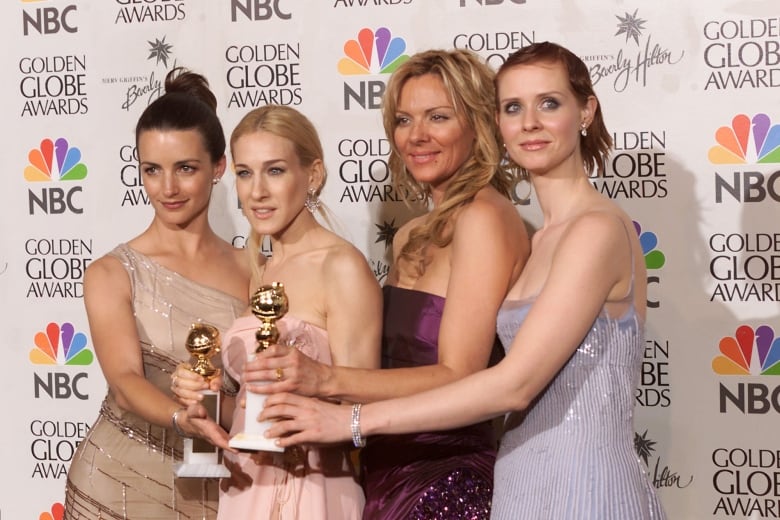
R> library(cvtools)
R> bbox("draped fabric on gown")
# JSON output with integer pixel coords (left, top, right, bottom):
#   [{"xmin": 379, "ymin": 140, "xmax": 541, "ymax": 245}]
[
  {"xmin": 361, "ymin": 286, "xmax": 499, "ymax": 520},
  {"xmin": 64, "ymin": 243, "xmax": 245, "ymax": 520},
  {"xmin": 218, "ymin": 315, "xmax": 364, "ymax": 520},
  {"xmin": 492, "ymin": 291, "xmax": 667, "ymax": 520}
]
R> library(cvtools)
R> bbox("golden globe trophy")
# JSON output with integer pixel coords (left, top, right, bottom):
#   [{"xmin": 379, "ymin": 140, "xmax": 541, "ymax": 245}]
[
  {"xmin": 174, "ymin": 322, "xmax": 230, "ymax": 478},
  {"xmin": 228, "ymin": 282, "xmax": 288, "ymax": 452}
]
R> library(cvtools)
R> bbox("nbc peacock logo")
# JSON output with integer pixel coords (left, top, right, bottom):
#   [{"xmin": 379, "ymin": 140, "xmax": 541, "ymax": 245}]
[
  {"xmin": 338, "ymin": 27, "xmax": 409, "ymax": 76},
  {"xmin": 39, "ymin": 503, "xmax": 64, "ymax": 520},
  {"xmin": 25, "ymin": 137, "xmax": 88, "ymax": 182},
  {"xmin": 340, "ymin": 28, "xmax": 410, "ymax": 110},
  {"xmin": 713, "ymin": 325, "xmax": 780, "ymax": 376},
  {"xmin": 634, "ymin": 221, "xmax": 664, "ymax": 309},
  {"xmin": 708, "ymin": 113, "xmax": 780, "ymax": 164},
  {"xmin": 634, "ymin": 221, "xmax": 665, "ymax": 270},
  {"xmin": 710, "ymin": 113, "xmax": 780, "ymax": 203},
  {"xmin": 25, "ymin": 137, "xmax": 87, "ymax": 214},
  {"xmin": 30, "ymin": 322, "xmax": 93, "ymax": 366}
]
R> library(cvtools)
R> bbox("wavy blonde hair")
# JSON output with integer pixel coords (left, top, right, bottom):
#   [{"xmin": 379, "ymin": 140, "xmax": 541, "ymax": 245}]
[
  {"xmin": 230, "ymin": 105, "xmax": 328, "ymax": 281},
  {"xmin": 382, "ymin": 49, "xmax": 510, "ymax": 276}
]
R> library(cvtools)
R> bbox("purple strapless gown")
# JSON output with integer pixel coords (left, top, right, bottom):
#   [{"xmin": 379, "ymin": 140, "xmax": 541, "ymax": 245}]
[{"xmin": 361, "ymin": 286, "xmax": 500, "ymax": 520}]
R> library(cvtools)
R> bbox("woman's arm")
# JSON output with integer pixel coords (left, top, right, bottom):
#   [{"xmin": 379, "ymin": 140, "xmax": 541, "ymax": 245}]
[
  {"xmin": 261, "ymin": 212, "xmax": 633, "ymax": 445},
  {"xmin": 85, "ymin": 256, "xmax": 185, "ymax": 428},
  {"xmin": 255, "ymin": 196, "xmax": 529, "ymax": 403},
  {"xmin": 321, "ymin": 245, "xmax": 383, "ymax": 370}
]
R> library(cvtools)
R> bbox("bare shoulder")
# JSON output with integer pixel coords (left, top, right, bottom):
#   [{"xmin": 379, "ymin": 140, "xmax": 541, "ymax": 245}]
[
  {"xmin": 84, "ymin": 253, "xmax": 127, "ymax": 286},
  {"xmin": 455, "ymin": 187, "xmax": 526, "ymax": 238},
  {"xmin": 83, "ymin": 253, "xmax": 131, "ymax": 303},
  {"xmin": 320, "ymin": 237, "xmax": 372, "ymax": 280},
  {"xmin": 557, "ymin": 209, "xmax": 634, "ymax": 264},
  {"xmin": 566, "ymin": 207, "xmax": 632, "ymax": 243}
]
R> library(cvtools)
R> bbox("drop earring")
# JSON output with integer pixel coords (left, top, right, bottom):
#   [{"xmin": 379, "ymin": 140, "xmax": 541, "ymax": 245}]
[
  {"xmin": 580, "ymin": 123, "xmax": 588, "ymax": 137},
  {"xmin": 305, "ymin": 188, "xmax": 321, "ymax": 213}
]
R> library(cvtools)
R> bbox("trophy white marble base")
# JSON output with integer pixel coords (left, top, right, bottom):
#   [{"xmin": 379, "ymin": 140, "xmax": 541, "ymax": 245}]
[
  {"xmin": 227, "ymin": 387, "xmax": 284, "ymax": 452},
  {"xmin": 175, "ymin": 390, "xmax": 232, "ymax": 477},
  {"xmin": 228, "ymin": 432, "xmax": 284, "ymax": 452},
  {"xmin": 174, "ymin": 461, "xmax": 231, "ymax": 478}
]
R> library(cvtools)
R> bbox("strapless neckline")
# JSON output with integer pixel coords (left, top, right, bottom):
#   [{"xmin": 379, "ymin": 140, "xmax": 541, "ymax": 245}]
[{"xmin": 384, "ymin": 284, "xmax": 445, "ymax": 301}]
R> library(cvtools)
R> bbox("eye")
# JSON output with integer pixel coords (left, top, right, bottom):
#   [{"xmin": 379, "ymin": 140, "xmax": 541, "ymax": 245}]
[
  {"xmin": 178, "ymin": 164, "xmax": 197, "ymax": 175},
  {"xmin": 540, "ymin": 97, "xmax": 560, "ymax": 110},
  {"xmin": 430, "ymin": 113, "xmax": 449, "ymax": 122},
  {"xmin": 267, "ymin": 166, "xmax": 285, "ymax": 176},
  {"xmin": 142, "ymin": 165, "xmax": 159, "ymax": 175},
  {"xmin": 502, "ymin": 101, "xmax": 521, "ymax": 115},
  {"xmin": 235, "ymin": 168, "xmax": 251, "ymax": 178},
  {"xmin": 395, "ymin": 115, "xmax": 410, "ymax": 126}
]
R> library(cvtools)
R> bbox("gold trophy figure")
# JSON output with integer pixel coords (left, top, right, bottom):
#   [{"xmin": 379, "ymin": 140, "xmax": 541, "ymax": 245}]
[
  {"xmin": 174, "ymin": 322, "xmax": 231, "ymax": 477},
  {"xmin": 228, "ymin": 282, "xmax": 288, "ymax": 452},
  {"xmin": 252, "ymin": 282, "xmax": 289, "ymax": 352}
]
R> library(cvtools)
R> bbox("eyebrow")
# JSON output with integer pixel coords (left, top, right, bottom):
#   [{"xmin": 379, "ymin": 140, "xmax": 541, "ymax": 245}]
[
  {"xmin": 233, "ymin": 158, "xmax": 288, "ymax": 169},
  {"xmin": 396, "ymin": 104, "xmax": 456, "ymax": 113},
  {"xmin": 499, "ymin": 91, "xmax": 566, "ymax": 103},
  {"xmin": 139, "ymin": 158, "xmax": 202, "ymax": 166}
]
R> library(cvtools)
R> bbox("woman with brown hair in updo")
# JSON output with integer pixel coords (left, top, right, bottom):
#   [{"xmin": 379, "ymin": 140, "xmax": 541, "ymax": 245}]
[{"xmin": 64, "ymin": 68, "xmax": 249, "ymax": 519}]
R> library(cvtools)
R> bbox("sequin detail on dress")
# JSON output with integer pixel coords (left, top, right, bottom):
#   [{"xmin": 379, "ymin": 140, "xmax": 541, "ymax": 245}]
[
  {"xmin": 64, "ymin": 244, "xmax": 244, "ymax": 520},
  {"xmin": 491, "ymin": 296, "xmax": 667, "ymax": 520},
  {"xmin": 361, "ymin": 286, "xmax": 498, "ymax": 520},
  {"xmin": 411, "ymin": 468, "xmax": 491, "ymax": 520}
]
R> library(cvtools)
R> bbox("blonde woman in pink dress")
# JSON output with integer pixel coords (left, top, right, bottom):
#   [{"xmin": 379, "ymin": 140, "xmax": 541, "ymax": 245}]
[{"xmin": 172, "ymin": 105, "xmax": 381, "ymax": 519}]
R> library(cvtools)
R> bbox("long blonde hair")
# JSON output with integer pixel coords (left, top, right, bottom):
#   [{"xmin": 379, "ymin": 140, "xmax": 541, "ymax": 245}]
[{"xmin": 382, "ymin": 49, "xmax": 510, "ymax": 276}]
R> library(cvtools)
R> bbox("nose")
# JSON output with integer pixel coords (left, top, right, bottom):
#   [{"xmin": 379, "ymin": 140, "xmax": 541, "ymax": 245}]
[
  {"xmin": 521, "ymin": 108, "xmax": 541, "ymax": 131},
  {"xmin": 162, "ymin": 171, "xmax": 179, "ymax": 196},
  {"xmin": 250, "ymin": 172, "xmax": 269, "ymax": 199},
  {"xmin": 408, "ymin": 119, "xmax": 429, "ymax": 142}
]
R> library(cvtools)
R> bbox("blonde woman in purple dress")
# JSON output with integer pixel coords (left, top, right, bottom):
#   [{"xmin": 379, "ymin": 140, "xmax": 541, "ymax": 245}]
[{"xmin": 236, "ymin": 49, "xmax": 530, "ymax": 519}]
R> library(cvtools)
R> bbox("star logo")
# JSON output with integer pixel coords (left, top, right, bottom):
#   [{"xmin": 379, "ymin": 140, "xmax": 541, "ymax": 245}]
[
  {"xmin": 375, "ymin": 219, "xmax": 398, "ymax": 248},
  {"xmin": 615, "ymin": 9, "xmax": 647, "ymax": 45},
  {"xmin": 634, "ymin": 430, "xmax": 657, "ymax": 465},
  {"xmin": 147, "ymin": 36, "xmax": 173, "ymax": 67}
]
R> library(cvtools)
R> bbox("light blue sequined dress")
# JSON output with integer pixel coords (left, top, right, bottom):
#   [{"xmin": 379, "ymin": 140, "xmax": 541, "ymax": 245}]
[{"xmin": 492, "ymin": 294, "xmax": 666, "ymax": 520}]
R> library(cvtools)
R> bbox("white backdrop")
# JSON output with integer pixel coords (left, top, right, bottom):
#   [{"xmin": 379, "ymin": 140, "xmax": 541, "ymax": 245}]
[{"xmin": 1, "ymin": 1, "xmax": 779, "ymax": 519}]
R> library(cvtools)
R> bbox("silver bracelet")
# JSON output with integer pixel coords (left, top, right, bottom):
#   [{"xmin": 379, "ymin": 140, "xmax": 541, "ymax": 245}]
[
  {"xmin": 171, "ymin": 407, "xmax": 191, "ymax": 438},
  {"xmin": 351, "ymin": 403, "xmax": 366, "ymax": 448}
]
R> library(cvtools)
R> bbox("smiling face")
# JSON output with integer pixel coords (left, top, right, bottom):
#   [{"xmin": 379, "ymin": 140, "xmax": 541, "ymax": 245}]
[
  {"xmin": 137, "ymin": 129, "xmax": 224, "ymax": 228},
  {"xmin": 232, "ymin": 130, "xmax": 321, "ymax": 239},
  {"xmin": 392, "ymin": 74, "xmax": 476, "ymax": 195},
  {"xmin": 497, "ymin": 61, "xmax": 595, "ymax": 177}
]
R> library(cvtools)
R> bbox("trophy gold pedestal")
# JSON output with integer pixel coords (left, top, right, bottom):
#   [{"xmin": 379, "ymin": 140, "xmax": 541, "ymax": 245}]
[
  {"xmin": 228, "ymin": 282, "xmax": 287, "ymax": 452},
  {"xmin": 174, "ymin": 323, "xmax": 231, "ymax": 478}
]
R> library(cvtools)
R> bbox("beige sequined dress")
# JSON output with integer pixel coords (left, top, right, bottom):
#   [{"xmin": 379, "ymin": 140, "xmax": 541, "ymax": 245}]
[{"xmin": 64, "ymin": 244, "xmax": 245, "ymax": 520}]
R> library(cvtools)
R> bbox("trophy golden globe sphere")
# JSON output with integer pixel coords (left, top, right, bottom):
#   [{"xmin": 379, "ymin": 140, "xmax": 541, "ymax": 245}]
[
  {"xmin": 185, "ymin": 322, "xmax": 221, "ymax": 380},
  {"xmin": 250, "ymin": 282, "xmax": 289, "ymax": 352}
]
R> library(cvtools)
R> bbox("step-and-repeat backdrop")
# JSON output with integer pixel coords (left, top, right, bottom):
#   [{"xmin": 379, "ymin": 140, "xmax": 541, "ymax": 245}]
[{"xmin": 1, "ymin": 1, "xmax": 778, "ymax": 518}]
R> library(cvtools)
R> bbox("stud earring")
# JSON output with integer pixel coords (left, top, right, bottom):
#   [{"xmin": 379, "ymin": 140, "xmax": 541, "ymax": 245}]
[
  {"xmin": 212, "ymin": 177, "xmax": 220, "ymax": 185},
  {"xmin": 305, "ymin": 188, "xmax": 321, "ymax": 213}
]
